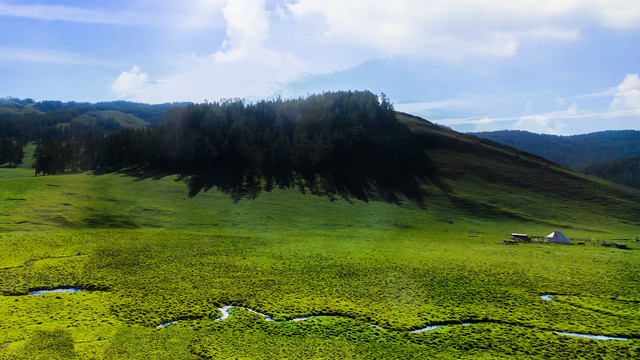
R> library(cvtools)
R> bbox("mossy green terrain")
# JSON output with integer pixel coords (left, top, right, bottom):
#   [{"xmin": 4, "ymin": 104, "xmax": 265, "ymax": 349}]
[{"xmin": 1, "ymin": 116, "xmax": 639, "ymax": 359}]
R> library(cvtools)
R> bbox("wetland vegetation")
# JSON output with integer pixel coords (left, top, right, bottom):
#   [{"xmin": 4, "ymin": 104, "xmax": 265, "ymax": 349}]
[{"xmin": 1, "ymin": 93, "xmax": 639, "ymax": 359}]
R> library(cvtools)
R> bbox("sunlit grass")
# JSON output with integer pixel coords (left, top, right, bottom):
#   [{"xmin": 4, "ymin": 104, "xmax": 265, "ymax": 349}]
[{"xmin": 2, "ymin": 135, "xmax": 640, "ymax": 358}]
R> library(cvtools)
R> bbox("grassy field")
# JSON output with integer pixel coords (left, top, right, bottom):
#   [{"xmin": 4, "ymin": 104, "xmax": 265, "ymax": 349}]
[{"xmin": 1, "ymin": 123, "xmax": 640, "ymax": 358}]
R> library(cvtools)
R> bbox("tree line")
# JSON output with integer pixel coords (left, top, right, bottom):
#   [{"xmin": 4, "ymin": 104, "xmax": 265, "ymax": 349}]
[
  {"xmin": 582, "ymin": 155, "xmax": 640, "ymax": 190},
  {"xmin": 0, "ymin": 137, "xmax": 24, "ymax": 167},
  {"xmin": 30, "ymin": 91, "xmax": 440, "ymax": 205},
  {"xmin": 0, "ymin": 99, "xmax": 179, "ymax": 142},
  {"xmin": 0, "ymin": 98, "xmax": 183, "ymax": 167}
]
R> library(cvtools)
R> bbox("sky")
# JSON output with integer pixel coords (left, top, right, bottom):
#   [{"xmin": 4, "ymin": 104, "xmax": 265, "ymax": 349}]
[{"xmin": 1, "ymin": 0, "xmax": 639, "ymax": 135}]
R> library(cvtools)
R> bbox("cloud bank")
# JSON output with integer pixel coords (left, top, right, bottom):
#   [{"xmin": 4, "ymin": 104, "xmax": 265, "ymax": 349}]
[
  {"xmin": 435, "ymin": 74, "xmax": 640, "ymax": 134},
  {"xmin": 133, "ymin": 0, "xmax": 640, "ymax": 103},
  {"xmin": 285, "ymin": 0, "xmax": 639, "ymax": 60}
]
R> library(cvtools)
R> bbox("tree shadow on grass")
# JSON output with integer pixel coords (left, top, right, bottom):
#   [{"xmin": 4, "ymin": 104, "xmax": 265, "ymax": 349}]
[
  {"xmin": 177, "ymin": 144, "xmax": 450, "ymax": 208},
  {"xmin": 93, "ymin": 133, "xmax": 451, "ymax": 208}
]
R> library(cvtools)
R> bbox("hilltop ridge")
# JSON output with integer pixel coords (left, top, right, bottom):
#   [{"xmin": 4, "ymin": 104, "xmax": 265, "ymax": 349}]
[{"xmin": 472, "ymin": 129, "xmax": 640, "ymax": 169}]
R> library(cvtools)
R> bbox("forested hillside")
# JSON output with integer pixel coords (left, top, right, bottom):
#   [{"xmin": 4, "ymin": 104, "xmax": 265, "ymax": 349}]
[
  {"xmin": 472, "ymin": 130, "xmax": 640, "ymax": 169},
  {"xmin": 0, "ymin": 98, "xmax": 183, "ymax": 169},
  {"xmin": 29, "ymin": 91, "xmax": 441, "ymax": 205},
  {"xmin": 582, "ymin": 155, "xmax": 640, "ymax": 190},
  {"xmin": 0, "ymin": 98, "xmax": 180, "ymax": 143}
]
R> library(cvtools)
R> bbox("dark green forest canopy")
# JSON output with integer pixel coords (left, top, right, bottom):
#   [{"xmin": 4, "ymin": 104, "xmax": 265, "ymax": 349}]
[
  {"xmin": 0, "ymin": 136, "xmax": 24, "ymax": 167},
  {"xmin": 31, "ymin": 91, "xmax": 444, "ymax": 206},
  {"xmin": 582, "ymin": 155, "xmax": 640, "ymax": 190},
  {"xmin": 0, "ymin": 98, "xmax": 181, "ymax": 142},
  {"xmin": 472, "ymin": 129, "xmax": 640, "ymax": 169}
]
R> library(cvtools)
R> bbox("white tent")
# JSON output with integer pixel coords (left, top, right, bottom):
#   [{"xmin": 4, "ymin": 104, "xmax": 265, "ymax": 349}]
[{"xmin": 547, "ymin": 231, "xmax": 571, "ymax": 244}]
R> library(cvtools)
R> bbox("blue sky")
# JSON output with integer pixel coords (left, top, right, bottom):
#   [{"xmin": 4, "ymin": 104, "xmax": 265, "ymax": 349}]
[{"xmin": 1, "ymin": 0, "xmax": 639, "ymax": 135}]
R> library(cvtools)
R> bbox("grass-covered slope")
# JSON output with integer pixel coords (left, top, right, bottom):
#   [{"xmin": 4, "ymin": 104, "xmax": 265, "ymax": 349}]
[
  {"xmin": 0, "ymin": 98, "xmax": 43, "ymax": 117},
  {"xmin": 401, "ymin": 113, "xmax": 640, "ymax": 231},
  {"xmin": 70, "ymin": 110, "xmax": 149, "ymax": 129},
  {"xmin": 1, "ymin": 112, "xmax": 639, "ymax": 359}
]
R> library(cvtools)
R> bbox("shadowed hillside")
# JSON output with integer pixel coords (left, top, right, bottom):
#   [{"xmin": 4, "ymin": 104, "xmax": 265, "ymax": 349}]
[
  {"xmin": 401, "ymin": 113, "xmax": 640, "ymax": 228},
  {"xmin": 31, "ymin": 92, "xmax": 447, "ymax": 207},
  {"xmin": 4, "ymin": 93, "xmax": 640, "ymax": 233},
  {"xmin": 582, "ymin": 155, "xmax": 640, "ymax": 191}
]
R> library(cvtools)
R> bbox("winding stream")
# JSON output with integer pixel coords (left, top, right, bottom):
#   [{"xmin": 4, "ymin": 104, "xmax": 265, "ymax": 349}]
[
  {"xmin": 156, "ymin": 320, "xmax": 182, "ymax": 329},
  {"xmin": 13, "ymin": 289, "xmax": 634, "ymax": 341},
  {"xmin": 554, "ymin": 332, "xmax": 628, "ymax": 341},
  {"xmin": 214, "ymin": 305, "xmax": 320, "ymax": 323},
  {"xmin": 28, "ymin": 288, "xmax": 86, "ymax": 296},
  {"xmin": 156, "ymin": 305, "xmax": 320, "ymax": 329},
  {"xmin": 154, "ymin": 297, "xmax": 630, "ymax": 341},
  {"xmin": 536, "ymin": 294, "xmax": 629, "ymax": 340},
  {"xmin": 410, "ymin": 323, "xmax": 474, "ymax": 334}
]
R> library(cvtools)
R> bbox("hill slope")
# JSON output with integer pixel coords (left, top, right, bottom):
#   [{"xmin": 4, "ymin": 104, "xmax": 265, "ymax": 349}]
[
  {"xmin": 0, "ymin": 98, "xmax": 181, "ymax": 141},
  {"xmin": 471, "ymin": 129, "xmax": 640, "ymax": 169},
  {"xmin": 0, "ymin": 98, "xmax": 43, "ymax": 116},
  {"xmin": 402, "ymin": 114, "xmax": 640, "ymax": 231},
  {"xmin": 582, "ymin": 155, "xmax": 640, "ymax": 190},
  {"xmin": 1, "ymin": 104, "xmax": 639, "ymax": 359},
  {"xmin": 71, "ymin": 110, "xmax": 149, "ymax": 129},
  {"xmin": 3, "ymin": 107, "xmax": 639, "ymax": 235}
]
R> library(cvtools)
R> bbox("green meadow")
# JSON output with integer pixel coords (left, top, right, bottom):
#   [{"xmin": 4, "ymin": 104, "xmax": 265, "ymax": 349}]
[{"xmin": 2, "ymin": 123, "xmax": 640, "ymax": 359}]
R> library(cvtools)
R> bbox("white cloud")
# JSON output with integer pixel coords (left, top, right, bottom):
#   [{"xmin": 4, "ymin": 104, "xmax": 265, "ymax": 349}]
[
  {"xmin": 590, "ymin": 0, "xmax": 640, "ymax": 28},
  {"xmin": 512, "ymin": 115, "xmax": 564, "ymax": 134},
  {"xmin": 610, "ymin": 74, "xmax": 640, "ymax": 112},
  {"xmin": 112, "ymin": 66, "xmax": 151, "ymax": 98},
  {"xmin": 284, "ymin": 0, "xmax": 640, "ymax": 60},
  {"xmin": 31, "ymin": 0, "xmax": 636, "ymax": 104},
  {"xmin": 135, "ymin": 0, "xmax": 305, "ymax": 103},
  {"xmin": 135, "ymin": 50, "xmax": 304, "ymax": 103},
  {"xmin": 215, "ymin": 0, "xmax": 271, "ymax": 61},
  {"xmin": 435, "ymin": 75, "xmax": 640, "ymax": 134},
  {"xmin": 173, "ymin": 0, "xmax": 227, "ymax": 29}
]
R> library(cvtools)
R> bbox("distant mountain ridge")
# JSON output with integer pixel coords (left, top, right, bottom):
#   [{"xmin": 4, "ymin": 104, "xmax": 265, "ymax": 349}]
[
  {"xmin": 471, "ymin": 130, "xmax": 640, "ymax": 169},
  {"xmin": 0, "ymin": 97, "xmax": 187, "ymax": 141}
]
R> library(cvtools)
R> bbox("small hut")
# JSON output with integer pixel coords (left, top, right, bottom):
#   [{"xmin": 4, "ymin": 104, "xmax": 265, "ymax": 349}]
[
  {"xmin": 547, "ymin": 231, "xmax": 571, "ymax": 244},
  {"xmin": 509, "ymin": 233, "xmax": 531, "ymax": 242}
]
